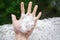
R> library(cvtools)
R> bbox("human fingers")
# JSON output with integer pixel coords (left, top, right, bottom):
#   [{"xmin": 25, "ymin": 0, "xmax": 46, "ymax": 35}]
[
  {"xmin": 32, "ymin": 5, "xmax": 38, "ymax": 16},
  {"xmin": 21, "ymin": 2, "xmax": 25, "ymax": 14},
  {"xmin": 27, "ymin": 2, "xmax": 32, "ymax": 15},
  {"xmin": 36, "ymin": 12, "xmax": 42, "ymax": 20},
  {"xmin": 20, "ymin": 2, "xmax": 25, "ymax": 19},
  {"xmin": 11, "ymin": 14, "xmax": 17, "ymax": 23}
]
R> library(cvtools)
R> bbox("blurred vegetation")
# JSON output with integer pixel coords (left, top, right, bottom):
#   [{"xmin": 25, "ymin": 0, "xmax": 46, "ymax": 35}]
[{"xmin": 0, "ymin": 0, "xmax": 60, "ymax": 25}]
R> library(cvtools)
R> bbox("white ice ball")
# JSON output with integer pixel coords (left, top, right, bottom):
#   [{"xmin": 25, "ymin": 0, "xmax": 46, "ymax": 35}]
[{"xmin": 19, "ymin": 14, "xmax": 35, "ymax": 34}]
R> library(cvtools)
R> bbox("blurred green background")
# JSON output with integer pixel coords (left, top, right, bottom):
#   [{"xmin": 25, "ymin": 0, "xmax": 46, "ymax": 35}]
[{"xmin": 0, "ymin": 0, "xmax": 60, "ymax": 25}]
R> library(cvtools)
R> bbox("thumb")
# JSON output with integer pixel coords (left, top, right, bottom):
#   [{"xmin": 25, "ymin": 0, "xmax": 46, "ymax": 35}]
[{"xmin": 11, "ymin": 14, "xmax": 17, "ymax": 23}]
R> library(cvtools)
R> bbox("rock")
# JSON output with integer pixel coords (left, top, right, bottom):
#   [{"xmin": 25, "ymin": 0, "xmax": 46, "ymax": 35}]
[{"xmin": 0, "ymin": 17, "xmax": 60, "ymax": 40}]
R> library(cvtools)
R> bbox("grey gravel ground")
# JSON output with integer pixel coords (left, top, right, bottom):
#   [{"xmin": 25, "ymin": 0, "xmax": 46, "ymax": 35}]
[{"xmin": 0, "ymin": 17, "xmax": 60, "ymax": 40}]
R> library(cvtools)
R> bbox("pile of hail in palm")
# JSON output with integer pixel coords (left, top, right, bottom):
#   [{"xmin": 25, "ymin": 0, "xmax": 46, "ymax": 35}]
[{"xmin": 19, "ymin": 14, "xmax": 36, "ymax": 33}]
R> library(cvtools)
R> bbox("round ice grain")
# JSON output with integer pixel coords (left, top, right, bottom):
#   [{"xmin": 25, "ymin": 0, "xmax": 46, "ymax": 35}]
[{"xmin": 19, "ymin": 14, "xmax": 35, "ymax": 33}]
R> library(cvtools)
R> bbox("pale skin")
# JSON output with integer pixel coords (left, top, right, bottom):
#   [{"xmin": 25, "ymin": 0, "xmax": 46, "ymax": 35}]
[{"xmin": 11, "ymin": 1, "xmax": 42, "ymax": 40}]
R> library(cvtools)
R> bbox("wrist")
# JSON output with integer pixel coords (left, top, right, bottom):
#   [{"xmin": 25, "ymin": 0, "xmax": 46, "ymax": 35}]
[
  {"xmin": 15, "ymin": 33, "xmax": 21, "ymax": 40},
  {"xmin": 20, "ymin": 34, "xmax": 28, "ymax": 40},
  {"xmin": 15, "ymin": 33, "xmax": 28, "ymax": 40},
  {"xmin": 20, "ymin": 36, "xmax": 28, "ymax": 40}
]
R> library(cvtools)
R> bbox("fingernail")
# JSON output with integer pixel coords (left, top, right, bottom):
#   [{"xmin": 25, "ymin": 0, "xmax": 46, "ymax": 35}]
[
  {"xmin": 21, "ymin": 2, "xmax": 24, "ymax": 4},
  {"xmin": 29, "ymin": 1, "xmax": 32, "ymax": 3}
]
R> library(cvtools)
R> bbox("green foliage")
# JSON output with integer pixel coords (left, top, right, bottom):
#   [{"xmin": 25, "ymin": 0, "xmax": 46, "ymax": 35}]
[{"xmin": 0, "ymin": 0, "xmax": 60, "ymax": 25}]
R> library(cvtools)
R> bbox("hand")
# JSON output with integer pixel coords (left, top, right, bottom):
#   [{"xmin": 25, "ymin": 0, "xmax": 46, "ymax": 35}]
[{"xmin": 11, "ymin": 1, "xmax": 42, "ymax": 40}]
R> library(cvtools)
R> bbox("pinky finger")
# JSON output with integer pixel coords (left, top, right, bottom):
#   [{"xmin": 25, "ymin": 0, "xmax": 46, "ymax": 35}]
[{"xmin": 36, "ymin": 12, "xmax": 42, "ymax": 20}]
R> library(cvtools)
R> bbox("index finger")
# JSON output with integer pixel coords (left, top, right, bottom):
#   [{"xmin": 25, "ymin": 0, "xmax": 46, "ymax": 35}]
[{"xmin": 20, "ymin": 2, "xmax": 25, "ymax": 14}]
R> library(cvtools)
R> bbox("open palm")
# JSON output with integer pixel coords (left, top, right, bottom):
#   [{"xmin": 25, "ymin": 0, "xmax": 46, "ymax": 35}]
[{"xmin": 11, "ymin": 2, "xmax": 42, "ymax": 37}]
